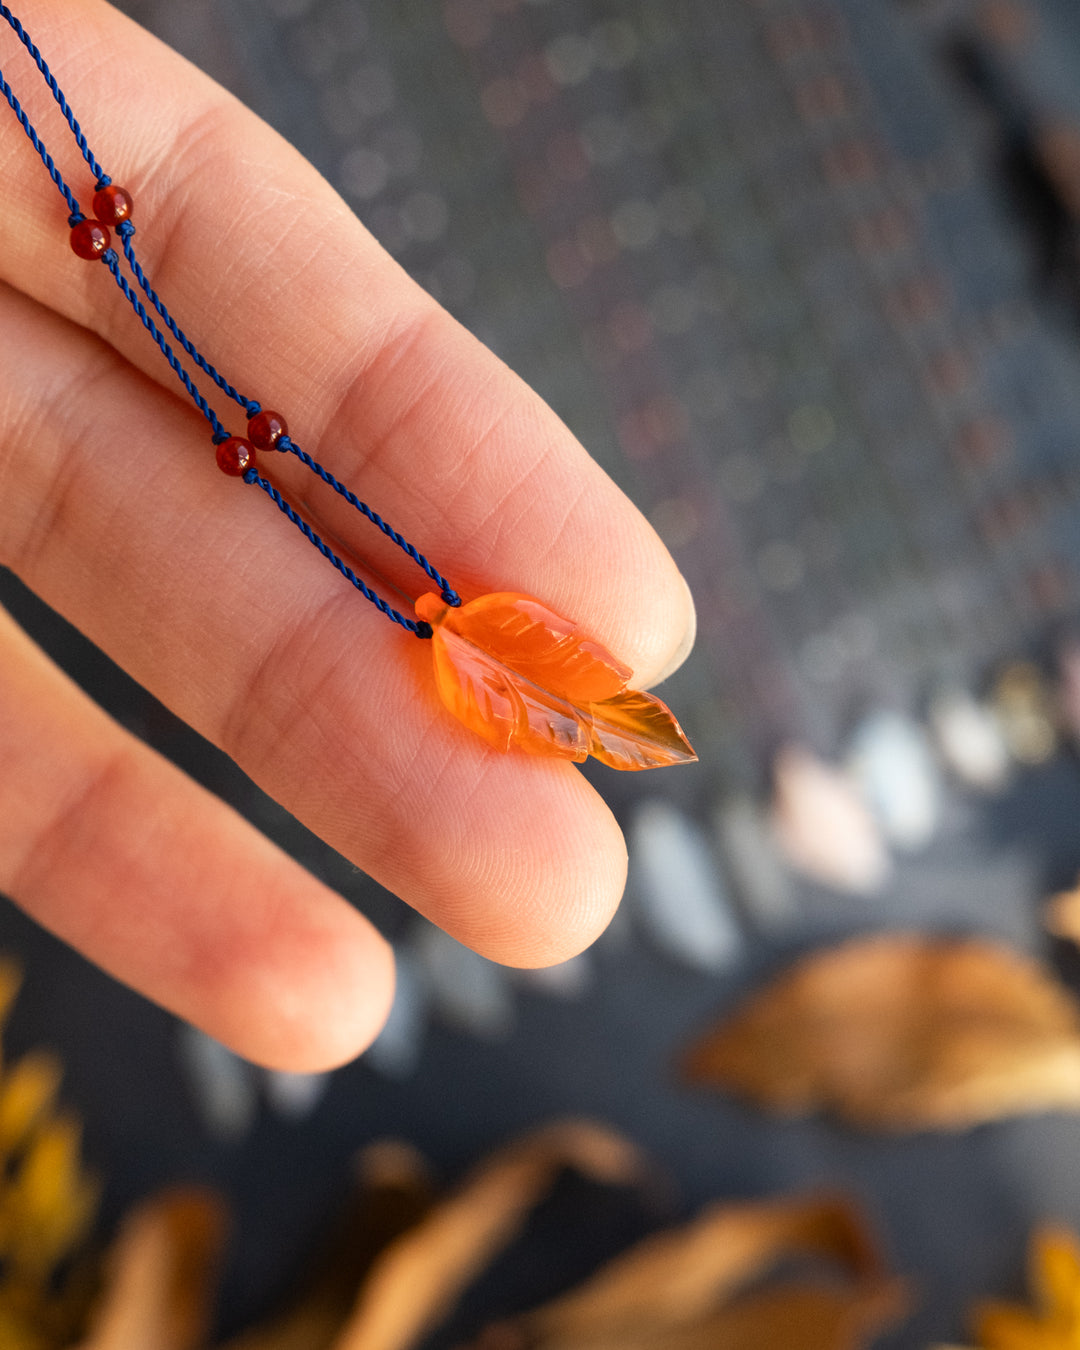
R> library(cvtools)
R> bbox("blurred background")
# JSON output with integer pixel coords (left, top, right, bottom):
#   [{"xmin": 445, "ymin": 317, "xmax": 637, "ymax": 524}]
[{"xmin": 8, "ymin": 0, "xmax": 1080, "ymax": 1343}]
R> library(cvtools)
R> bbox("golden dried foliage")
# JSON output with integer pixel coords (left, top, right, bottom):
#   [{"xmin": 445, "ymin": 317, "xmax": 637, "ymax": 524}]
[
  {"xmin": 464, "ymin": 1192, "xmax": 904, "ymax": 1350},
  {"xmin": 221, "ymin": 1141, "xmax": 435, "ymax": 1350},
  {"xmin": 75, "ymin": 1190, "xmax": 227, "ymax": 1350},
  {"xmin": 0, "ymin": 956, "xmax": 909, "ymax": 1350},
  {"xmin": 330, "ymin": 1120, "xmax": 646, "ymax": 1350},
  {"xmin": 1045, "ymin": 878, "xmax": 1080, "ymax": 948},
  {"xmin": 0, "ymin": 959, "xmax": 99, "ymax": 1350},
  {"xmin": 940, "ymin": 1224, "xmax": 1080, "ymax": 1350},
  {"xmin": 681, "ymin": 934, "xmax": 1080, "ymax": 1130},
  {"xmin": 69, "ymin": 1120, "xmax": 901, "ymax": 1350}
]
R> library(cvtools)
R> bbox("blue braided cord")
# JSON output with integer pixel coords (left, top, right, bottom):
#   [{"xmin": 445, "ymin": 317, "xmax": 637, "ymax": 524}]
[
  {"xmin": 119, "ymin": 227, "xmax": 259, "ymax": 417},
  {"xmin": 0, "ymin": 8, "xmax": 257, "ymax": 426},
  {"xmin": 0, "ymin": 63, "xmax": 80, "ymax": 217},
  {"xmin": 103, "ymin": 251, "xmax": 228, "ymax": 442},
  {"xmin": 277, "ymin": 436, "xmax": 461, "ymax": 606},
  {"xmin": 0, "ymin": 2, "xmax": 107, "ymax": 183},
  {"xmin": 2, "ymin": 5, "xmax": 458, "ymax": 632},
  {"xmin": 243, "ymin": 468, "xmax": 433, "ymax": 637}
]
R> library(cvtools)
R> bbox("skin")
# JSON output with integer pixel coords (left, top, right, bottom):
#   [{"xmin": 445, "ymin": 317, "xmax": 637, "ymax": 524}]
[{"xmin": 0, "ymin": 0, "xmax": 696, "ymax": 1071}]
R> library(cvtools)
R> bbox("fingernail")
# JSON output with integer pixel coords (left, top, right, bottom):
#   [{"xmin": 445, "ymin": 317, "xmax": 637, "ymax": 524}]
[{"xmin": 653, "ymin": 574, "xmax": 696, "ymax": 685}]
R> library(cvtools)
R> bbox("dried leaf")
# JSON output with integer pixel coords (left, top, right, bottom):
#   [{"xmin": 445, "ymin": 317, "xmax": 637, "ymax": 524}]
[
  {"xmin": 0, "ymin": 1052, "xmax": 62, "ymax": 1157},
  {"xmin": 0, "ymin": 959, "xmax": 22, "ymax": 1034},
  {"xmin": 0, "ymin": 959, "xmax": 100, "ymax": 1348},
  {"xmin": 1031, "ymin": 1225, "xmax": 1080, "ymax": 1313},
  {"xmin": 415, "ymin": 592, "xmax": 696, "ymax": 770},
  {"xmin": 645, "ymin": 1281, "xmax": 906, "ymax": 1350},
  {"xmin": 331, "ymin": 1120, "xmax": 645, "ymax": 1350},
  {"xmin": 75, "ymin": 1189, "xmax": 226, "ymax": 1350},
  {"xmin": 966, "ymin": 1224, "xmax": 1080, "ymax": 1349},
  {"xmin": 496, "ymin": 1194, "xmax": 891, "ymax": 1345},
  {"xmin": 222, "ymin": 1142, "xmax": 435, "ymax": 1350},
  {"xmin": 0, "ymin": 1118, "xmax": 99, "ymax": 1279},
  {"xmin": 472, "ymin": 1286, "xmax": 900, "ymax": 1350},
  {"xmin": 681, "ymin": 934, "xmax": 1080, "ymax": 1130},
  {"xmin": 1044, "ymin": 877, "xmax": 1080, "ymax": 945}
]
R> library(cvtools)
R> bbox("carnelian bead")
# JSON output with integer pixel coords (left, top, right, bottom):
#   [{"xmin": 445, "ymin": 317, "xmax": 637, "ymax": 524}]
[
  {"xmin": 248, "ymin": 409, "xmax": 288, "ymax": 450},
  {"xmin": 69, "ymin": 219, "xmax": 110, "ymax": 260},
  {"xmin": 92, "ymin": 184, "xmax": 133, "ymax": 225},
  {"xmin": 216, "ymin": 437, "xmax": 256, "ymax": 476}
]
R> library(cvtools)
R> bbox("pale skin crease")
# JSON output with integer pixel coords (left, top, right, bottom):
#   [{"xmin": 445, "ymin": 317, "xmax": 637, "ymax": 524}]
[{"xmin": 0, "ymin": 0, "xmax": 696, "ymax": 1071}]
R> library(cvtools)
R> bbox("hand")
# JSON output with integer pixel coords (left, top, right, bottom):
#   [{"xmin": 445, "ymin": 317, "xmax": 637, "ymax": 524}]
[{"xmin": 0, "ymin": 0, "xmax": 695, "ymax": 1070}]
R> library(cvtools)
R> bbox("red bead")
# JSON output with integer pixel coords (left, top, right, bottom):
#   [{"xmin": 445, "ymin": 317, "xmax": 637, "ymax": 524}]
[
  {"xmin": 92, "ymin": 184, "xmax": 133, "ymax": 225},
  {"xmin": 247, "ymin": 409, "xmax": 288, "ymax": 451},
  {"xmin": 69, "ymin": 219, "xmax": 110, "ymax": 260},
  {"xmin": 216, "ymin": 437, "xmax": 256, "ymax": 476}
]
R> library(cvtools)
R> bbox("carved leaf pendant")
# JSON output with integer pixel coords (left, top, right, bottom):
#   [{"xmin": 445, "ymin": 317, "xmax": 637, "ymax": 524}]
[{"xmin": 414, "ymin": 592, "xmax": 697, "ymax": 771}]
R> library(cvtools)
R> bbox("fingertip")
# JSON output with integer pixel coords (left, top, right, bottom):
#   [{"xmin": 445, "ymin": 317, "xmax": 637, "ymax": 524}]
[
  {"xmin": 645, "ymin": 570, "xmax": 698, "ymax": 689},
  {"xmin": 507, "ymin": 798, "xmax": 628, "ymax": 969},
  {"xmin": 403, "ymin": 758, "xmax": 629, "ymax": 972},
  {"xmin": 560, "ymin": 503, "xmax": 696, "ymax": 692},
  {"xmin": 209, "ymin": 904, "xmax": 397, "ymax": 1073}
]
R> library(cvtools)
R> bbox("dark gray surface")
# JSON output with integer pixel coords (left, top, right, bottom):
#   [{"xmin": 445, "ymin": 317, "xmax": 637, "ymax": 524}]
[{"xmin": 8, "ymin": 0, "xmax": 1080, "ymax": 1344}]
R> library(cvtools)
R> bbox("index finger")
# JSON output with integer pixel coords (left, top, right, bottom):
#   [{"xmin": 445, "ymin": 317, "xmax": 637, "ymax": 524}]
[
  {"xmin": 1, "ymin": 0, "xmax": 693, "ymax": 677},
  {"xmin": 0, "ymin": 0, "xmax": 696, "ymax": 964}
]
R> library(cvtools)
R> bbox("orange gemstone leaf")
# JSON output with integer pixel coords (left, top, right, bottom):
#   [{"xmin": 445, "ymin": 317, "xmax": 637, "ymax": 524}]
[
  {"xmin": 415, "ymin": 592, "xmax": 697, "ymax": 771},
  {"xmin": 587, "ymin": 689, "xmax": 699, "ymax": 771},
  {"xmin": 421, "ymin": 591, "xmax": 632, "ymax": 701}
]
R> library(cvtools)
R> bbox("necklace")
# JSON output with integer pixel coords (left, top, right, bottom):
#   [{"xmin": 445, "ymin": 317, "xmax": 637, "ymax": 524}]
[{"xmin": 1, "ymin": 4, "xmax": 696, "ymax": 770}]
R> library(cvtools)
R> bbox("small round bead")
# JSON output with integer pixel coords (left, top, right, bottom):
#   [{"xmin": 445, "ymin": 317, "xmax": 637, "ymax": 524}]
[
  {"xmin": 69, "ymin": 219, "xmax": 110, "ymax": 260},
  {"xmin": 216, "ymin": 437, "xmax": 256, "ymax": 477},
  {"xmin": 92, "ymin": 184, "xmax": 133, "ymax": 225},
  {"xmin": 247, "ymin": 409, "xmax": 288, "ymax": 451}
]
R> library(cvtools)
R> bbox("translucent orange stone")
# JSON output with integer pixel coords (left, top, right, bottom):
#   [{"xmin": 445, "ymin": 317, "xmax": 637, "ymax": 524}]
[
  {"xmin": 92, "ymin": 184, "xmax": 133, "ymax": 225},
  {"xmin": 248, "ymin": 409, "xmax": 288, "ymax": 450},
  {"xmin": 415, "ymin": 591, "xmax": 697, "ymax": 770},
  {"xmin": 216, "ymin": 437, "xmax": 256, "ymax": 476},
  {"xmin": 69, "ymin": 219, "xmax": 110, "ymax": 259}
]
